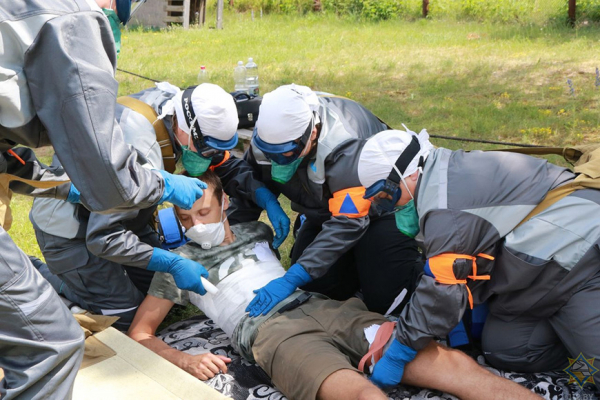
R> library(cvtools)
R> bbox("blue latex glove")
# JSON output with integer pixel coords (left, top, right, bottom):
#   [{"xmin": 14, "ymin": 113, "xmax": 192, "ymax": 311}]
[
  {"xmin": 157, "ymin": 170, "xmax": 207, "ymax": 210},
  {"xmin": 67, "ymin": 184, "xmax": 80, "ymax": 204},
  {"xmin": 370, "ymin": 339, "xmax": 417, "ymax": 389},
  {"xmin": 147, "ymin": 248, "xmax": 209, "ymax": 295},
  {"xmin": 254, "ymin": 187, "xmax": 290, "ymax": 249},
  {"xmin": 245, "ymin": 263, "xmax": 311, "ymax": 317}
]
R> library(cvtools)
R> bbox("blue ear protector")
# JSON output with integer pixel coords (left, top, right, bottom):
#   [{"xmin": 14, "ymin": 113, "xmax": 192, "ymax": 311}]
[{"xmin": 157, "ymin": 207, "xmax": 189, "ymax": 249}]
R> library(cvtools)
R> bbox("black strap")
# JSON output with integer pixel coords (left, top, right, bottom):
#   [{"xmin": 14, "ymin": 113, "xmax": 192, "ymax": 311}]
[
  {"xmin": 388, "ymin": 136, "xmax": 421, "ymax": 183},
  {"xmin": 181, "ymin": 87, "xmax": 205, "ymax": 149},
  {"xmin": 276, "ymin": 292, "xmax": 312, "ymax": 314}
]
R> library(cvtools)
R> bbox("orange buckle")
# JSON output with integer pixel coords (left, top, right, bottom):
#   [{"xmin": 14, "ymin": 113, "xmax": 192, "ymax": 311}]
[
  {"xmin": 428, "ymin": 253, "xmax": 493, "ymax": 309},
  {"xmin": 209, "ymin": 151, "xmax": 231, "ymax": 171},
  {"xmin": 7, "ymin": 149, "xmax": 25, "ymax": 165}
]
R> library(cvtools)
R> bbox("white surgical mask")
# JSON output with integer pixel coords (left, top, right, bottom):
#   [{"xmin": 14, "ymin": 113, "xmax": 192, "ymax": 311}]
[{"xmin": 184, "ymin": 195, "xmax": 226, "ymax": 249}]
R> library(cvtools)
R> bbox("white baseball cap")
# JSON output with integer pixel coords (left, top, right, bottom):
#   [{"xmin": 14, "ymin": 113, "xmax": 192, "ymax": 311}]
[
  {"xmin": 173, "ymin": 83, "xmax": 239, "ymax": 149},
  {"xmin": 255, "ymin": 84, "xmax": 320, "ymax": 145},
  {"xmin": 358, "ymin": 126, "xmax": 434, "ymax": 189}
]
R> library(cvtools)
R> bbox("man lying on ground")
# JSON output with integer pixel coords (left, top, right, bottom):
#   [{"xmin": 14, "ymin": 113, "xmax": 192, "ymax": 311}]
[{"xmin": 127, "ymin": 170, "xmax": 540, "ymax": 400}]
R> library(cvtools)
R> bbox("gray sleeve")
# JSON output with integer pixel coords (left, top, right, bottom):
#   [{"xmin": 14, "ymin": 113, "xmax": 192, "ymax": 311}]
[
  {"xmin": 394, "ymin": 276, "xmax": 469, "ymax": 351},
  {"xmin": 4, "ymin": 148, "xmax": 70, "ymax": 199},
  {"xmin": 23, "ymin": 11, "xmax": 164, "ymax": 213},
  {"xmin": 85, "ymin": 210, "xmax": 154, "ymax": 268},
  {"xmin": 148, "ymin": 272, "xmax": 189, "ymax": 306},
  {"xmin": 297, "ymin": 215, "xmax": 370, "ymax": 279},
  {"xmin": 394, "ymin": 207, "xmax": 492, "ymax": 350}
]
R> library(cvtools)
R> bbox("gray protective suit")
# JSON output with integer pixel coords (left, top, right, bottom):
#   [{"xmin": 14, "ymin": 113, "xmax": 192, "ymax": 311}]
[
  {"xmin": 241, "ymin": 95, "xmax": 423, "ymax": 313},
  {"xmin": 0, "ymin": 1, "xmax": 168, "ymax": 398},
  {"xmin": 30, "ymin": 86, "xmax": 270, "ymax": 331},
  {"xmin": 394, "ymin": 148, "xmax": 600, "ymax": 387}
]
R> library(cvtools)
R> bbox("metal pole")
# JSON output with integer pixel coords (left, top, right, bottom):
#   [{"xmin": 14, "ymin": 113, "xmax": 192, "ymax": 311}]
[{"xmin": 217, "ymin": 0, "xmax": 224, "ymax": 29}]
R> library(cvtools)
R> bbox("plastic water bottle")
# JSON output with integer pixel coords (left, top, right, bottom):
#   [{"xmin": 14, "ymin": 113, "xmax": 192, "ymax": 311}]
[
  {"xmin": 234, "ymin": 61, "xmax": 247, "ymax": 93},
  {"xmin": 245, "ymin": 58, "xmax": 259, "ymax": 96},
  {"xmin": 197, "ymin": 65, "xmax": 209, "ymax": 84}
]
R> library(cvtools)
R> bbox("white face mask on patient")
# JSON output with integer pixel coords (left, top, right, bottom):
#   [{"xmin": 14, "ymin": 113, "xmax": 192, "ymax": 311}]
[{"xmin": 184, "ymin": 195, "xmax": 226, "ymax": 249}]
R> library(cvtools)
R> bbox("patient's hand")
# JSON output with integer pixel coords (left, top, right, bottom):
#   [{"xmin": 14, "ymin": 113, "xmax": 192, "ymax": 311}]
[{"xmin": 181, "ymin": 353, "xmax": 232, "ymax": 381}]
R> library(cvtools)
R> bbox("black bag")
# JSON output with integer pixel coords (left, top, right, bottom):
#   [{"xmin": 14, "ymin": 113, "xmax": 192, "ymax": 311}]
[{"xmin": 231, "ymin": 91, "xmax": 262, "ymax": 129}]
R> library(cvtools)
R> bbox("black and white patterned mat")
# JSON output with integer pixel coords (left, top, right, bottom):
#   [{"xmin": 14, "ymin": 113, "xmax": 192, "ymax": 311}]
[{"xmin": 158, "ymin": 315, "xmax": 600, "ymax": 400}]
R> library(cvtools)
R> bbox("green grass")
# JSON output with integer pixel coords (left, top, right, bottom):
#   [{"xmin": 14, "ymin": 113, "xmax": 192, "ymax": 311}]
[
  {"xmin": 119, "ymin": 14, "xmax": 600, "ymax": 151},
  {"xmin": 8, "ymin": 15, "xmax": 600, "ymax": 323}
]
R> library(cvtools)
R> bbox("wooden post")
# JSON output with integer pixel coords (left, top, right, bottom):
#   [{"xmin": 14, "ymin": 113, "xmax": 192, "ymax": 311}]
[
  {"xmin": 183, "ymin": 0, "xmax": 190, "ymax": 29},
  {"xmin": 568, "ymin": 0, "xmax": 576, "ymax": 26},
  {"xmin": 217, "ymin": 0, "xmax": 224, "ymax": 29},
  {"xmin": 199, "ymin": 0, "xmax": 206, "ymax": 26}
]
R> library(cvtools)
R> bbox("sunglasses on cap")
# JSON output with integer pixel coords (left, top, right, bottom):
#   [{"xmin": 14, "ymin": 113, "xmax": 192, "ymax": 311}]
[
  {"xmin": 252, "ymin": 115, "xmax": 315, "ymax": 165},
  {"xmin": 363, "ymin": 136, "xmax": 421, "ymax": 213}
]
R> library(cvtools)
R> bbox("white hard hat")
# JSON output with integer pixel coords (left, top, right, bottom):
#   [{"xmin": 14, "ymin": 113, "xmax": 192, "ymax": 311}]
[
  {"xmin": 255, "ymin": 84, "xmax": 320, "ymax": 145},
  {"xmin": 173, "ymin": 83, "xmax": 239, "ymax": 149},
  {"xmin": 358, "ymin": 126, "xmax": 434, "ymax": 189}
]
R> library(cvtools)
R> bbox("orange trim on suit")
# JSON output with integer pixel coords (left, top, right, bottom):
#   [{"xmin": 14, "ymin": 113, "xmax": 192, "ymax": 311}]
[
  {"xmin": 428, "ymin": 253, "xmax": 493, "ymax": 309},
  {"xmin": 328, "ymin": 187, "xmax": 371, "ymax": 218}
]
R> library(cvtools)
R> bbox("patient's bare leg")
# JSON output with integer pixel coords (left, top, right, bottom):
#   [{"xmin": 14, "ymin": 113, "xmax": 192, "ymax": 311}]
[
  {"xmin": 402, "ymin": 342, "xmax": 541, "ymax": 400},
  {"xmin": 317, "ymin": 369, "xmax": 387, "ymax": 400}
]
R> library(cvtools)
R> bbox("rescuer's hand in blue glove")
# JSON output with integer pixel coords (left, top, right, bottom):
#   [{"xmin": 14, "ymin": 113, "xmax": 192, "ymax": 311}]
[
  {"xmin": 246, "ymin": 263, "xmax": 311, "ymax": 317},
  {"xmin": 157, "ymin": 170, "xmax": 207, "ymax": 210},
  {"xmin": 370, "ymin": 339, "xmax": 417, "ymax": 389},
  {"xmin": 254, "ymin": 187, "xmax": 290, "ymax": 249},
  {"xmin": 147, "ymin": 248, "xmax": 208, "ymax": 295},
  {"xmin": 67, "ymin": 184, "xmax": 81, "ymax": 204}
]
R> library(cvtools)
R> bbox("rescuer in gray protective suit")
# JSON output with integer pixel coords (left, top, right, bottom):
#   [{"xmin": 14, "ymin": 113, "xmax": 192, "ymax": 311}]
[
  {"xmin": 0, "ymin": 1, "xmax": 209, "ymax": 399},
  {"xmin": 30, "ymin": 83, "xmax": 288, "ymax": 331},
  {"xmin": 242, "ymin": 85, "xmax": 423, "ymax": 318},
  {"xmin": 356, "ymin": 129, "xmax": 600, "ymax": 391}
]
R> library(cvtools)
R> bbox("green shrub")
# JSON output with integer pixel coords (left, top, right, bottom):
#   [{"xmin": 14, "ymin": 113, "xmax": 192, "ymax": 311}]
[
  {"xmin": 226, "ymin": 0, "xmax": 313, "ymax": 14},
  {"xmin": 575, "ymin": 0, "xmax": 600, "ymax": 21},
  {"xmin": 429, "ymin": 0, "xmax": 560, "ymax": 24},
  {"xmin": 321, "ymin": 0, "xmax": 363, "ymax": 16},
  {"xmin": 222, "ymin": 0, "xmax": 598, "ymax": 24},
  {"xmin": 321, "ymin": 0, "xmax": 421, "ymax": 20}
]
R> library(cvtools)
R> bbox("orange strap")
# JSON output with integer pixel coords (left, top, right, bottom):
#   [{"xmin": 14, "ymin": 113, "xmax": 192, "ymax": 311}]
[
  {"xmin": 7, "ymin": 149, "xmax": 25, "ymax": 165},
  {"xmin": 329, "ymin": 186, "xmax": 371, "ymax": 218},
  {"xmin": 428, "ymin": 253, "xmax": 493, "ymax": 309},
  {"xmin": 358, "ymin": 321, "xmax": 397, "ymax": 373},
  {"xmin": 209, "ymin": 151, "xmax": 230, "ymax": 171}
]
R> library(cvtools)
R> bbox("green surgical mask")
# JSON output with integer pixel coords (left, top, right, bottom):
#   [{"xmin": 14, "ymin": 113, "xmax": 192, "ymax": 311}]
[
  {"xmin": 102, "ymin": 9, "xmax": 122, "ymax": 58},
  {"xmin": 181, "ymin": 146, "xmax": 212, "ymax": 176},
  {"xmin": 394, "ymin": 199, "xmax": 420, "ymax": 238},
  {"xmin": 271, "ymin": 157, "xmax": 303, "ymax": 184}
]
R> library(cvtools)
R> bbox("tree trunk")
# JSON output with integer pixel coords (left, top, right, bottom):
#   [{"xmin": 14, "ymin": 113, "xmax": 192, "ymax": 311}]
[
  {"xmin": 568, "ymin": 0, "xmax": 576, "ymax": 26},
  {"xmin": 423, "ymin": 0, "xmax": 429, "ymax": 18}
]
